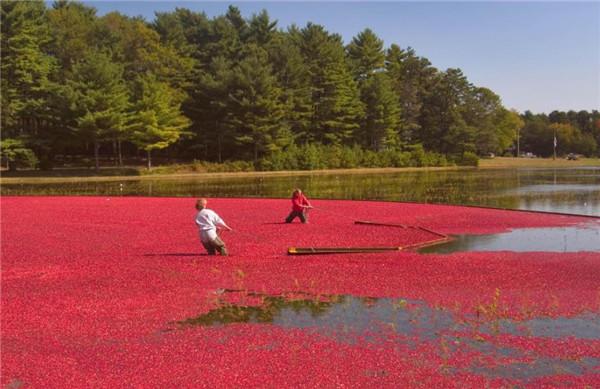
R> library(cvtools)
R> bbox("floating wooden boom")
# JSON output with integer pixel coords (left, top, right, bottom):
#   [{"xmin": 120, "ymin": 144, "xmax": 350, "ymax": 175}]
[
  {"xmin": 354, "ymin": 220, "xmax": 408, "ymax": 228},
  {"xmin": 288, "ymin": 247, "xmax": 402, "ymax": 255},
  {"xmin": 354, "ymin": 220, "xmax": 449, "ymax": 238},
  {"xmin": 288, "ymin": 221, "xmax": 452, "ymax": 255}
]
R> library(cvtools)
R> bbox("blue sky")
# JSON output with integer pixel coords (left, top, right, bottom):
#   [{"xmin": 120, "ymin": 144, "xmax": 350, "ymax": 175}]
[{"xmin": 79, "ymin": 1, "xmax": 599, "ymax": 114}]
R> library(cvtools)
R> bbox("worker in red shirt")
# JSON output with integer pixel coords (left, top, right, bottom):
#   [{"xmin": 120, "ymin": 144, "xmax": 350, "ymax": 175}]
[{"xmin": 285, "ymin": 188, "xmax": 313, "ymax": 223}]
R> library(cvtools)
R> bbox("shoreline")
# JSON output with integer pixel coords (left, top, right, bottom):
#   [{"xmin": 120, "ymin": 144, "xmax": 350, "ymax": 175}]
[{"xmin": 1, "ymin": 157, "xmax": 598, "ymax": 184}]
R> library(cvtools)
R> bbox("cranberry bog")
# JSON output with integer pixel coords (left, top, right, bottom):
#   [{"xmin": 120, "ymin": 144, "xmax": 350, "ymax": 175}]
[{"xmin": 2, "ymin": 196, "xmax": 599, "ymax": 387}]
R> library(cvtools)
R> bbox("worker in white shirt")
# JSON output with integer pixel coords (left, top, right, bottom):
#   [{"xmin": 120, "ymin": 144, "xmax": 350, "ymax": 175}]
[{"xmin": 195, "ymin": 198, "xmax": 232, "ymax": 256}]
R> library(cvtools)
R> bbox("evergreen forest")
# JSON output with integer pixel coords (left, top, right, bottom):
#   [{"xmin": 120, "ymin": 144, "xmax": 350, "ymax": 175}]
[{"xmin": 2, "ymin": 1, "xmax": 599, "ymax": 171}]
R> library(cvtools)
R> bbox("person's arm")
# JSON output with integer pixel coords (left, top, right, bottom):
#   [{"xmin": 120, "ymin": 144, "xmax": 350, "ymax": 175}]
[
  {"xmin": 215, "ymin": 214, "xmax": 232, "ymax": 231},
  {"xmin": 292, "ymin": 197, "xmax": 304, "ymax": 209},
  {"xmin": 302, "ymin": 195, "xmax": 313, "ymax": 208}
]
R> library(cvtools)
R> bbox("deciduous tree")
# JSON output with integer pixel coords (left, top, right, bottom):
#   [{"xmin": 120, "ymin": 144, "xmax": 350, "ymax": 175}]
[{"xmin": 127, "ymin": 75, "xmax": 191, "ymax": 169}]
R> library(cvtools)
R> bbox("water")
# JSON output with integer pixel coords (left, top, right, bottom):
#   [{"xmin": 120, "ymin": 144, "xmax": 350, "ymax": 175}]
[
  {"xmin": 2, "ymin": 167, "xmax": 599, "ymax": 216},
  {"xmin": 177, "ymin": 293, "xmax": 600, "ymax": 341},
  {"xmin": 175, "ymin": 291, "xmax": 600, "ymax": 380},
  {"xmin": 419, "ymin": 224, "xmax": 600, "ymax": 253}
]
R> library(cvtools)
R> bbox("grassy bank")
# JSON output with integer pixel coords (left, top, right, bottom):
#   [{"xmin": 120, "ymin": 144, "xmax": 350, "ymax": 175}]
[
  {"xmin": 0, "ymin": 166, "xmax": 464, "ymax": 184},
  {"xmin": 1, "ymin": 157, "xmax": 598, "ymax": 185},
  {"xmin": 479, "ymin": 157, "xmax": 600, "ymax": 168}
]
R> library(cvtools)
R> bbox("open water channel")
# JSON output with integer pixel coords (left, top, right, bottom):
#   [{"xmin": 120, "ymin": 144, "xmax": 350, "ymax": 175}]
[{"xmin": 2, "ymin": 167, "xmax": 599, "ymax": 216}]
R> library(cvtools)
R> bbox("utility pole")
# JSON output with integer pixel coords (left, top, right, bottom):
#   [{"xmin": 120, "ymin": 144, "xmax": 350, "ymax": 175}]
[
  {"xmin": 553, "ymin": 127, "xmax": 557, "ymax": 160},
  {"xmin": 516, "ymin": 126, "xmax": 520, "ymax": 157}
]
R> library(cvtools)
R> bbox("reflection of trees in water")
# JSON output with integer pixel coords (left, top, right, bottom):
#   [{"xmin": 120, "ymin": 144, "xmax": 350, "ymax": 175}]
[
  {"xmin": 178, "ymin": 295, "xmax": 347, "ymax": 326},
  {"xmin": 177, "ymin": 290, "xmax": 600, "ymax": 380},
  {"xmin": 2, "ymin": 169, "xmax": 598, "ymax": 215}
]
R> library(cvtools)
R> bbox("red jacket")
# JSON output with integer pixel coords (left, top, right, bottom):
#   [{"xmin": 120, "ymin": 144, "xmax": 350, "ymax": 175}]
[{"xmin": 291, "ymin": 193, "xmax": 311, "ymax": 212}]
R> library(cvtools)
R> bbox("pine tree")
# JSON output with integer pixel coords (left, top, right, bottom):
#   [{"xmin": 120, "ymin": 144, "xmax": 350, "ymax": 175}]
[
  {"xmin": 360, "ymin": 72, "xmax": 401, "ymax": 151},
  {"xmin": 228, "ymin": 45, "xmax": 290, "ymax": 162},
  {"xmin": 204, "ymin": 14, "xmax": 245, "ymax": 64},
  {"xmin": 319, "ymin": 60, "xmax": 364, "ymax": 145},
  {"xmin": 97, "ymin": 11, "xmax": 192, "ymax": 88},
  {"xmin": 385, "ymin": 44, "xmax": 436, "ymax": 145},
  {"xmin": 1, "ymin": 0, "xmax": 55, "ymax": 136},
  {"xmin": 462, "ymin": 87, "xmax": 504, "ymax": 155},
  {"xmin": 346, "ymin": 29, "xmax": 399, "ymax": 151},
  {"xmin": 65, "ymin": 51, "xmax": 130, "ymax": 170},
  {"xmin": 346, "ymin": 28, "xmax": 385, "ymax": 80},
  {"xmin": 152, "ymin": 8, "xmax": 211, "ymax": 63},
  {"xmin": 189, "ymin": 56, "xmax": 237, "ymax": 162},
  {"xmin": 299, "ymin": 23, "xmax": 363, "ymax": 145},
  {"xmin": 268, "ymin": 28, "xmax": 312, "ymax": 143},
  {"xmin": 420, "ymin": 68, "xmax": 476, "ymax": 155},
  {"xmin": 47, "ymin": 1, "xmax": 97, "ymax": 72},
  {"xmin": 225, "ymin": 5, "xmax": 248, "ymax": 41},
  {"xmin": 247, "ymin": 10, "xmax": 277, "ymax": 46}
]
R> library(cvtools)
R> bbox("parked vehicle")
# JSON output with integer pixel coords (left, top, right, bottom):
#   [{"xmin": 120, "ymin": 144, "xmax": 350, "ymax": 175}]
[
  {"xmin": 520, "ymin": 152, "xmax": 537, "ymax": 158},
  {"xmin": 566, "ymin": 153, "xmax": 579, "ymax": 160}
]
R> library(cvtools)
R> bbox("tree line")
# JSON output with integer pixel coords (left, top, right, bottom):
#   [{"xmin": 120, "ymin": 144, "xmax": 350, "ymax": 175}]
[
  {"xmin": 519, "ymin": 110, "xmax": 599, "ymax": 158},
  {"xmin": 2, "ymin": 1, "xmax": 598, "ymax": 171}
]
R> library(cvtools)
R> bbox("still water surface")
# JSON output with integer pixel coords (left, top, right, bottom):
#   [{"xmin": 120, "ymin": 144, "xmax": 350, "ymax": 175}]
[
  {"xmin": 175, "ymin": 291, "xmax": 600, "ymax": 380},
  {"xmin": 419, "ymin": 224, "xmax": 600, "ymax": 253},
  {"xmin": 2, "ymin": 167, "xmax": 599, "ymax": 216}
]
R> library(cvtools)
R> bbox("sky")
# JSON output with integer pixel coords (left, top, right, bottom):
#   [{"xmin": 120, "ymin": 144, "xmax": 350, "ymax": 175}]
[{"xmin": 79, "ymin": 1, "xmax": 600, "ymax": 114}]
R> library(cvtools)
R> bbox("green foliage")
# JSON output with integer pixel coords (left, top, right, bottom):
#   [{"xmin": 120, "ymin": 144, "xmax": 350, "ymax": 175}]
[
  {"xmin": 256, "ymin": 143, "xmax": 447, "ymax": 171},
  {"xmin": 228, "ymin": 44, "xmax": 290, "ymax": 161},
  {"xmin": 385, "ymin": 45, "xmax": 435, "ymax": 144},
  {"xmin": 0, "ymin": 138, "xmax": 39, "ymax": 169},
  {"xmin": 456, "ymin": 151, "xmax": 479, "ymax": 167},
  {"xmin": 494, "ymin": 109, "xmax": 523, "ymax": 153},
  {"xmin": 63, "ymin": 50, "xmax": 130, "ymax": 169},
  {"xmin": 298, "ymin": 23, "xmax": 364, "ymax": 145},
  {"xmin": 3, "ymin": 2, "xmax": 594, "ymax": 172},
  {"xmin": 552, "ymin": 123, "xmax": 597, "ymax": 157},
  {"xmin": 1, "ymin": 0, "xmax": 56, "ymax": 135},
  {"xmin": 47, "ymin": 1, "xmax": 97, "ymax": 71},
  {"xmin": 67, "ymin": 51, "xmax": 130, "ymax": 138},
  {"xmin": 141, "ymin": 159, "xmax": 255, "ymax": 175},
  {"xmin": 98, "ymin": 11, "xmax": 193, "ymax": 87},
  {"xmin": 346, "ymin": 28, "xmax": 385, "ymax": 79},
  {"xmin": 127, "ymin": 75, "xmax": 191, "ymax": 168},
  {"xmin": 520, "ymin": 111, "xmax": 599, "ymax": 157},
  {"xmin": 572, "ymin": 132, "xmax": 597, "ymax": 156},
  {"xmin": 247, "ymin": 9, "xmax": 277, "ymax": 46},
  {"xmin": 359, "ymin": 72, "xmax": 401, "ymax": 150},
  {"xmin": 267, "ymin": 29, "xmax": 312, "ymax": 142}
]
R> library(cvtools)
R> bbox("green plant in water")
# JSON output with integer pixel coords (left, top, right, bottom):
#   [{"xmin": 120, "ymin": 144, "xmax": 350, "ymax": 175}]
[
  {"xmin": 476, "ymin": 288, "xmax": 509, "ymax": 335},
  {"xmin": 233, "ymin": 269, "xmax": 246, "ymax": 289},
  {"xmin": 549, "ymin": 294, "xmax": 561, "ymax": 314},
  {"xmin": 393, "ymin": 299, "xmax": 407, "ymax": 310},
  {"xmin": 439, "ymin": 336, "xmax": 452, "ymax": 374}
]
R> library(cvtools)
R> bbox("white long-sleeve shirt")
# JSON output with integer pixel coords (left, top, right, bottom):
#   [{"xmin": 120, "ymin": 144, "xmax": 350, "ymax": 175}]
[{"xmin": 195, "ymin": 209, "xmax": 228, "ymax": 242}]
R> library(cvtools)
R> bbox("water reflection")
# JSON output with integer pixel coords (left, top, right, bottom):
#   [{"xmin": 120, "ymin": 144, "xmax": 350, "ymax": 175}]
[
  {"xmin": 2, "ymin": 167, "xmax": 599, "ymax": 216},
  {"xmin": 510, "ymin": 184, "xmax": 600, "ymax": 193},
  {"xmin": 177, "ymin": 293, "xmax": 600, "ymax": 340},
  {"xmin": 175, "ymin": 291, "xmax": 600, "ymax": 380},
  {"xmin": 495, "ymin": 314, "xmax": 600, "ymax": 340},
  {"xmin": 472, "ymin": 357, "xmax": 600, "ymax": 381},
  {"xmin": 419, "ymin": 224, "xmax": 600, "ymax": 253}
]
